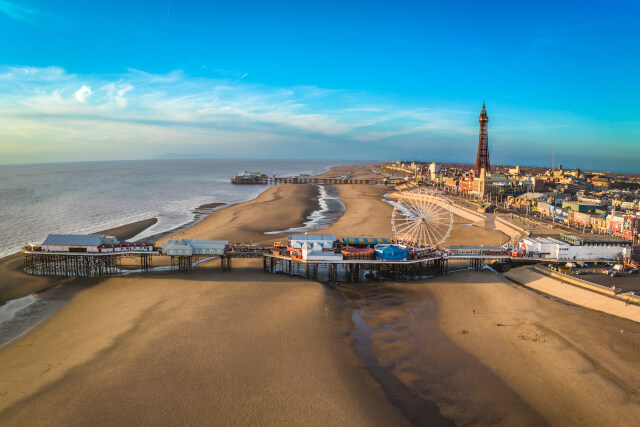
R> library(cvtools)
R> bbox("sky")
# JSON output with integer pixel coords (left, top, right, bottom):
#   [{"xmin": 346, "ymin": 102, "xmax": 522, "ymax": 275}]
[{"xmin": 0, "ymin": 0, "xmax": 638, "ymax": 172}]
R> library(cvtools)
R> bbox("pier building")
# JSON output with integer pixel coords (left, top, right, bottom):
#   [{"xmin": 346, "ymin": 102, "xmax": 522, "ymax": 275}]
[
  {"xmin": 161, "ymin": 239, "xmax": 228, "ymax": 256},
  {"xmin": 26, "ymin": 234, "xmax": 154, "ymax": 253}
]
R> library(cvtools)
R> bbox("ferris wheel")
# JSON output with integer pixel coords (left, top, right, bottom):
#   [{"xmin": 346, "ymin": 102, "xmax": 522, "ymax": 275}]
[{"xmin": 391, "ymin": 188, "xmax": 454, "ymax": 248}]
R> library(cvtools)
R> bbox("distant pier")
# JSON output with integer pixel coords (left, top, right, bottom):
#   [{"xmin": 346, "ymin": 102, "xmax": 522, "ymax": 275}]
[{"xmin": 230, "ymin": 176, "xmax": 395, "ymax": 185}]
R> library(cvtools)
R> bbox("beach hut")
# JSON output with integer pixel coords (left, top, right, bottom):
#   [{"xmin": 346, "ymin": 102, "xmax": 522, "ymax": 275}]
[{"xmin": 374, "ymin": 244, "xmax": 408, "ymax": 261}]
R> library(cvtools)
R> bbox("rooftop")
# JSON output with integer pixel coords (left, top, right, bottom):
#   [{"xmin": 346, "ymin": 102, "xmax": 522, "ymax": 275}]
[
  {"xmin": 560, "ymin": 233, "xmax": 629, "ymax": 245},
  {"xmin": 523, "ymin": 237, "xmax": 570, "ymax": 246},
  {"xmin": 289, "ymin": 234, "xmax": 336, "ymax": 241},
  {"xmin": 42, "ymin": 234, "xmax": 118, "ymax": 247}
]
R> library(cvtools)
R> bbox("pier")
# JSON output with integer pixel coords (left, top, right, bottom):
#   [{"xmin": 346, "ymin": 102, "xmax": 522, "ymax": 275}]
[
  {"xmin": 21, "ymin": 247, "xmax": 605, "ymax": 280},
  {"xmin": 231, "ymin": 176, "xmax": 394, "ymax": 185},
  {"xmin": 23, "ymin": 251, "xmax": 157, "ymax": 277},
  {"xmin": 21, "ymin": 232, "xmax": 621, "ymax": 282},
  {"xmin": 263, "ymin": 254, "xmax": 448, "ymax": 283}
]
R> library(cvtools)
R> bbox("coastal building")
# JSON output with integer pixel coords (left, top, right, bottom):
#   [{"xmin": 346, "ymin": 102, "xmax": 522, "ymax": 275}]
[
  {"xmin": 288, "ymin": 234, "xmax": 342, "ymax": 261},
  {"xmin": 429, "ymin": 162, "xmax": 440, "ymax": 180},
  {"xmin": 300, "ymin": 242, "xmax": 343, "ymax": 261},
  {"xmin": 161, "ymin": 239, "xmax": 228, "ymax": 256},
  {"xmin": 521, "ymin": 234, "xmax": 631, "ymax": 260},
  {"xmin": 289, "ymin": 234, "xmax": 336, "ymax": 249},
  {"xmin": 562, "ymin": 201, "xmax": 602, "ymax": 213},
  {"xmin": 29, "ymin": 234, "xmax": 154, "ymax": 253},
  {"xmin": 606, "ymin": 214, "xmax": 625, "ymax": 237},
  {"xmin": 471, "ymin": 168, "xmax": 512, "ymax": 197}
]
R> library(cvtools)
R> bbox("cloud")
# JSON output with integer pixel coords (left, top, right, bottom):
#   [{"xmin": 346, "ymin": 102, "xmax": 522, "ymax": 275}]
[
  {"xmin": 0, "ymin": 66, "xmax": 67, "ymax": 81},
  {"xmin": 0, "ymin": 0, "xmax": 39, "ymax": 23},
  {"xmin": 103, "ymin": 83, "xmax": 134, "ymax": 107},
  {"xmin": 2, "ymin": 65, "xmax": 632, "ymax": 170},
  {"xmin": 74, "ymin": 86, "xmax": 93, "ymax": 103},
  {"xmin": 233, "ymin": 73, "xmax": 248, "ymax": 84}
]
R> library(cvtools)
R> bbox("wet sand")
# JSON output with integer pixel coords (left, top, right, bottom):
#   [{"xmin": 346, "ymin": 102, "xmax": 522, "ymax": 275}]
[
  {"xmin": 0, "ymin": 260, "xmax": 409, "ymax": 426},
  {"xmin": 158, "ymin": 183, "xmax": 320, "ymax": 245},
  {"xmin": 346, "ymin": 270, "xmax": 640, "ymax": 425},
  {"xmin": 93, "ymin": 218, "xmax": 158, "ymax": 241}
]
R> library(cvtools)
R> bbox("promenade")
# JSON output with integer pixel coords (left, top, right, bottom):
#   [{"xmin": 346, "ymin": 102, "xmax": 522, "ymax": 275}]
[{"xmin": 506, "ymin": 266, "xmax": 640, "ymax": 324}]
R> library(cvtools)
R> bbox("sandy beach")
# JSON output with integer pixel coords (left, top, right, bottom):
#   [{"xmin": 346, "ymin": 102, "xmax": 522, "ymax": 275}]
[
  {"xmin": 158, "ymin": 183, "xmax": 320, "ymax": 245},
  {"xmin": 0, "ymin": 261, "xmax": 409, "ymax": 425},
  {"xmin": 346, "ymin": 269, "xmax": 640, "ymax": 426},
  {"xmin": 1, "ymin": 163, "xmax": 640, "ymax": 425}
]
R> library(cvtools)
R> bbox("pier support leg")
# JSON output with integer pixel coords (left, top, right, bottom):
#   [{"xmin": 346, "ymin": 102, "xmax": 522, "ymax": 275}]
[{"xmin": 221, "ymin": 256, "xmax": 231, "ymax": 271}]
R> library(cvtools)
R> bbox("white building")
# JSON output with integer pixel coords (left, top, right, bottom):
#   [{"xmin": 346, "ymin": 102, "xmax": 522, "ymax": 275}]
[
  {"xmin": 429, "ymin": 162, "xmax": 440, "ymax": 180},
  {"xmin": 300, "ymin": 242, "xmax": 343, "ymax": 261},
  {"xmin": 288, "ymin": 234, "xmax": 335, "ymax": 249},
  {"xmin": 161, "ymin": 239, "xmax": 228, "ymax": 256},
  {"xmin": 521, "ymin": 234, "xmax": 631, "ymax": 261},
  {"xmin": 289, "ymin": 234, "xmax": 343, "ymax": 261}
]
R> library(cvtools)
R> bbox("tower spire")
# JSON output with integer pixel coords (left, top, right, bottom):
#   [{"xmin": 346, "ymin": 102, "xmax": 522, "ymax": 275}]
[{"xmin": 475, "ymin": 101, "xmax": 490, "ymax": 176}]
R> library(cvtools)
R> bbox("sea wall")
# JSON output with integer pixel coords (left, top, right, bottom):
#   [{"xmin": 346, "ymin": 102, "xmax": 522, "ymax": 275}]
[
  {"xmin": 494, "ymin": 216, "xmax": 529, "ymax": 243},
  {"xmin": 446, "ymin": 202, "xmax": 487, "ymax": 222},
  {"xmin": 533, "ymin": 264, "xmax": 640, "ymax": 305}
]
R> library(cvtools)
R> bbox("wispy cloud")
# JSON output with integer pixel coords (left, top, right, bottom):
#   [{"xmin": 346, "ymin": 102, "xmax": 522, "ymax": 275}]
[
  {"xmin": 1, "ymin": 65, "xmax": 628, "ymax": 168},
  {"xmin": 0, "ymin": 66, "xmax": 472, "ymax": 144},
  {"xmin": 0, "ymin": 0, "xmax": 39, "ymax": 23},
  {"xmin": 233, "ymin": 72, "xmax": 248, "ymax": 84}
]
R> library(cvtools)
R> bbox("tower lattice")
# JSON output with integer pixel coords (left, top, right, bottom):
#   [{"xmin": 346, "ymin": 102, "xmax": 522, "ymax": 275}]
[{"xmin": 475, "ymin": 101, "xmax": 490, "ymax": 175}]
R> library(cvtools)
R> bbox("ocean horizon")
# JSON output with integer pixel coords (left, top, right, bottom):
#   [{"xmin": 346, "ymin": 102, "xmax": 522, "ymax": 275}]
[{"xmin": 0, "ymin": 159, "xmax": 369, "ymax": 257}]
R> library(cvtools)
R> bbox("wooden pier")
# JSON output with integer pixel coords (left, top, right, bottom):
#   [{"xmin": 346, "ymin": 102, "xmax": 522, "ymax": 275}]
[
  {"xmin": 231, "ymin": 176, "xmax": 394, "ymax": 185},
  {"xmin": 262, "ymin": 254, "xmax": 449, "ymax": 283},
  {"xmin": 23, "ymin": 251, "xmax": 157, "ymax": 277},
  {"xmin": 22, "ymin": 246, "xmax": 581, "ymax": 280}
]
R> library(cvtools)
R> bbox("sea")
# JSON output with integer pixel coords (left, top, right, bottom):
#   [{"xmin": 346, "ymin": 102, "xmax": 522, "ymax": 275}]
[{"xmin": 0, "ymin": 159, "xmax": 354, "ymax": 258}]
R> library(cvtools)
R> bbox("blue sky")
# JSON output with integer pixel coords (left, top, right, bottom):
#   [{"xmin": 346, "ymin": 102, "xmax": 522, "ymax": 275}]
[{"xmin": 0, "ymin": 0, "xmax": 638, "ymax": 172}]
